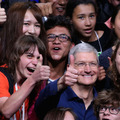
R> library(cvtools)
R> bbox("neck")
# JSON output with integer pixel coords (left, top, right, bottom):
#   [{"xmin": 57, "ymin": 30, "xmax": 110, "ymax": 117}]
[
  {"xmin": 71, "ymin": 84, "xmax": 94, "ymax": 109},
  {"xmin": 48, "ymin": 58, "xmax": 67, "ymax": 80}
]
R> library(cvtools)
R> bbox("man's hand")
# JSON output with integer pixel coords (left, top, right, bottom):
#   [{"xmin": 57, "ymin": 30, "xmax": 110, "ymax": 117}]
[
  {"xmin": 36, "ymin": 2, "xmax": 54, "ymax": 16},
  {"xmin": 57, "ymin": 55, "xmax": 79, "ymax": 91}
]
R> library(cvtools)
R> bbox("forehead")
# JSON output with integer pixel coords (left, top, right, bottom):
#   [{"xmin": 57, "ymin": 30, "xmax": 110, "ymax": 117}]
[
  {"xmin": 73, "ymin": 4, "xmax": 95, "ymax": 15},
  {"xmin": 46, "ymin": 26, "xmax": 71, "ymax": 37},
  {"xmin": 74, "ymin": 52, "xmax": 97, "ymax": 62}
]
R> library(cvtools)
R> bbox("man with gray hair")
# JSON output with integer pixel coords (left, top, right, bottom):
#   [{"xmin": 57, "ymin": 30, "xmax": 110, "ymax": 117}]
[{"xmin": 35, "ymin": 43, "xmax": 98, "ymax": 120}]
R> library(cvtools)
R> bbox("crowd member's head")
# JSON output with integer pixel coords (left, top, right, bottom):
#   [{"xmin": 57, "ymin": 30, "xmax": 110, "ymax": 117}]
[
  {"xmin": 45, "ymin": 0, "xmax": 68, "ymax": 16},
  {"xmin": 65, "ymin": 0, "xmax": 98, "ymax": 41},
  {"xmin": 69, "ymin": 43, "xmax": 99, "ymax": 86},
  {"xmin": 0, "ymin": 2, "xmax": 46, "ymax": 65},
  {"xmin": 44, "ymin": 107, "xmax": 77, "ymax": 120},
  {"xmin": 108, "ymin": 41, "xmax": 120, "ymax": 89},
  {"xmin": 7, "ymin": 35, "xmax": 47, "ymax": 79},
  {"xmin": 108, "ymin": 0, "xmax": 120, "ymax": 7},
  {"xmin": 111, "ymin": 4, "xmax": 120, "ymax": 40},
  {"xmin": 94, "ymin": 89, "xmax": 120, "ymax": 120},
  {"xmin": 44, "ymin": 15, "xmax": 73, "ymax": 63}
]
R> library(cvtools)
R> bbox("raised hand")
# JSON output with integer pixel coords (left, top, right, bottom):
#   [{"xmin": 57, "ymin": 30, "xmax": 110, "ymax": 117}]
[
  {"xmin": 0, "ymin": 8, "xmax": 7, "ymax": 24},
  {"xmin": 36, "ymin": 2, "xmax": 54, "ymax": 17},
  {"xmin": 30, "ymin": 54, "xmax": 50, "ymax": 83},
  {"xmin": 98, "ymin": 66, "xmax": 106, "ymax": 81},
  {"xmin": 57, "ymin": 55, "xmax": 79, "ymax": 91}
]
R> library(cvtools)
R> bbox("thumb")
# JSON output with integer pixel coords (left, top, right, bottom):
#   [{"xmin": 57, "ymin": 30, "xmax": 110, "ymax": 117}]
[
  {"xmin": 108, "ymin": 57, "xmax": 112, "ymax": 66},
  {"xmin": 36, "ymin": 54, "xmax": 43, "ymax": 68},
  {"xmin": 69, "ymin": 55, "xmax": 75, "ymax": 67}
]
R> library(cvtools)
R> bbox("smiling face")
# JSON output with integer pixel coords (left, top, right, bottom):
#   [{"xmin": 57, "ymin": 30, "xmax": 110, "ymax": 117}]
[
  {"xmin": 74, "ymin": 52, "xmax": 98, "ymax": 86},
  {"xmin": 46, "ymin": 0, "xmax": 68, "ymax": 16},
  {"xmin": 47, "ymin": 26, "xmax": 72, "ymax": 61},
  {"xmin": 23, "ymin": 10, "xmax": 41, "ymax": 37},
  {"xmin": 72, "ymin": 4, "xmax": 96, "ymax": 39},
  {"xmin": 16, "ymin": 46, "xmax": 41, "ymax": 80}
]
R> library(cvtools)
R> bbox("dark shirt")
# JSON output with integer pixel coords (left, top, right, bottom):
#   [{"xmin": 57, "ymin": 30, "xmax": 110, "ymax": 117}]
[
  {"xmin": 74, "ymin": 23, "xmax": 113, "ymax": 53},
  {"xmin": 35, "ymin": 80, "xmax": 98, "ymax": 120},
  {"xmin": 95, "ymin": 47, "xmax": 114, "ymax": 92}
]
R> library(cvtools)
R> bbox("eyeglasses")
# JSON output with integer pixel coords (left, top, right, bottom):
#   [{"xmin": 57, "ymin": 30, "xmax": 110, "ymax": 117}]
[
  {"xmin": 74, "ymin": 62, "xmax": 98, "ymax": 68},
  {"xmin": 47, "ymin": 34, "xmax": 71, "ymax": 42},
  {"xmin": 99, "ymin": 106, "xmax": 120, "ymax": 115}
]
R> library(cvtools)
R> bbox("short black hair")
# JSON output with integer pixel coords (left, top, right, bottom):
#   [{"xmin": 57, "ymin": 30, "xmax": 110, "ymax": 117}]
[{"xmin": 44, "ymin": 15, "xmax": 73, "ymax": 42}]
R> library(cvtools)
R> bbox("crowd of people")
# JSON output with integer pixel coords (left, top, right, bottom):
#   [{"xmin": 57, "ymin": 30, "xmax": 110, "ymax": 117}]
[{"xmin": 0, "ymin": 0, "xmax": 120, "ymax": 120}]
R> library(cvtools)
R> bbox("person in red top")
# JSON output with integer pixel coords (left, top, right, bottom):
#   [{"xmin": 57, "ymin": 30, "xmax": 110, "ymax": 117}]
[{"xmin": 0, "ymin": 35, "xmax": 50, "ymax": 120}]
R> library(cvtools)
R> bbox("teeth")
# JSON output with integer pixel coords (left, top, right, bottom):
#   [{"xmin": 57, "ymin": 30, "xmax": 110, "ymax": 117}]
[
  {"xmin": 54, "ymin": 48, "xmax": 60, "ymax": 50},
  {"xmin": 27, "ymin": 67, "xmax": 35, "ymax": 73},
  {"xmin": 57, "ymin": 7, "xmax": 64, "ymax": 11},
  {"xmin": 84, "ymin": 75, "xmax": 91, "ymax": 77}
]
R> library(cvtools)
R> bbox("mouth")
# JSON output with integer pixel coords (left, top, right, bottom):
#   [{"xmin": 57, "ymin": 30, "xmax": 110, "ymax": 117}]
[
  {"xmin": 53, "ymin": 47, "xmax": 61, "ymax": 51},
  {"xmin": 102, "ymin": 118, "xmax": 110, "ymax": 120},
  {"xmin": 56, "ymin": 7, "xmax": 65, "ymax": 12},
  {"xmin": 27, "ymin": 67, "xmax": 35, "ymax": 73},
  {"xmin": 84, "ymin": 28, "xmax": 93, "ymax": 34}
]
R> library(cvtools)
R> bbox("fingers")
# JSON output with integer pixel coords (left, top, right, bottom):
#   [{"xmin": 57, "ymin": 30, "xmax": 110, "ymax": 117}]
[
  {"xmin": 98, "ymin": 66, "xmax": 106, "ymax": 81},
  {"xmin": 36, "ymin": 54, "xmax": 43, "ymax": 68},
  {"xmin": 0, "ymin": 8, "xmax": 7, "ymax": 24},
  {"xmin": 36, "ymin": 2, "xmax": 53, "ymax": 16},
  {"xmin": 69, "ymin": 55, "xmax": 75, "ymax": 67},
  {"xmin": 108, "ymin": 57, "xmax": 112, "ymax": 66}
]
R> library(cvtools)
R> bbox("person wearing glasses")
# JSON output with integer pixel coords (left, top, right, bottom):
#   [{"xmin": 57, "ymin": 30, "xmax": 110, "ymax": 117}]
[
  {"xmin": 94, "ymin": 89, "xmax": 120, "ymax": 120},
  {"xmin": 35, "ymin": 42, "xmax": 98, "ymax": 120},
  {"xmin": 44, "ymin": 15, "xmax": 74, "ymax": 83}
]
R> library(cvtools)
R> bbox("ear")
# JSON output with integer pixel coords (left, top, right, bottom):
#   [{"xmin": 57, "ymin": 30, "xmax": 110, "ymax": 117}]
[{"xmin": 70, "ymin": 43, "xmax": 75, "ymax": 49}]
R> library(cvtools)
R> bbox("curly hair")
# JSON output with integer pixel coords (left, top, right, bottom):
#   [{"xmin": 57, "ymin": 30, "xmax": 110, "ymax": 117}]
[
  {"xmin": 94, "ymin": 89, "xmax": 120, "ymax": 118},
  {"xmin": 108, "ymin": 41, "xmax": 120, "ymax": 89}
]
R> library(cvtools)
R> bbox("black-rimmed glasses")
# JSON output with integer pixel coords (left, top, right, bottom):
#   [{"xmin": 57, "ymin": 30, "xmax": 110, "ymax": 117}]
[
  {"xmin": 99, "ymin": 106, "xmax": 120, "ymax": 115},
  {"xmin": 47, "ymin": 34, "xmax": 71, "ymax": 42}
]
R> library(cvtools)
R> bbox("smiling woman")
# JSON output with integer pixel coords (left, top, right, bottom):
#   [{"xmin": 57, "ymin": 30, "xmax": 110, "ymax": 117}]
[{"xmin": 0, "ymin": 1, "xmax": 46, "ymax": 66}]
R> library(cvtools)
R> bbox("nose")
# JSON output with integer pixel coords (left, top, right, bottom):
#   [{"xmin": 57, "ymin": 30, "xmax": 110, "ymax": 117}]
[
  {"xmin": 85, "ymin": 17, "xmax": 91, "ymax": 26},
  {"xmin": 53, "ymin": 36, "xmax": 61, "ymax": 44},
  {"xmin": 104, "ymin": 108, "xmax": 110, "ymax": 115},
  {"xmin": 58, "ymin": 0, "xmax": 67, "ymax": 5},
  {"xmin": 28, "ymin": 25, "xmax": 36, "ymax": 35},
  {"xmin": 32, "ymin": 58, "xmax": 38, "ymax": 66},
  {"xmin": 84, "ymin": 64, "xmax": 91, "ymax": 73}
]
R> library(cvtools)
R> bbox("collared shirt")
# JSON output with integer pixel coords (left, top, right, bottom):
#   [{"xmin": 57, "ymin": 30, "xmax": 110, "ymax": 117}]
[{"xmin": 35, "ymin": 80, "xmax": 98, "ymax": 120}]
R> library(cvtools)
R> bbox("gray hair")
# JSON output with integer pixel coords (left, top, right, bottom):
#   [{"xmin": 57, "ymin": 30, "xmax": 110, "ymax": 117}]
[{"xmin": 68, "ymin": 43, "xmax": 99, "ymax": 64}]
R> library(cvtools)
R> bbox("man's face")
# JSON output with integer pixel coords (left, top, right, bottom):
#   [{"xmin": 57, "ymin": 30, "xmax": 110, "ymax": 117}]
[
  {"xmin": 74, "ymin": 52, "xmax": 98, "ymax": 86},
  {"xmin": 47, "ymin": 26, "xmax": 72, "ymax": 61},
  {"xmin": 46, "ymin": 0, "xmax": 68, "ymax": 16}
]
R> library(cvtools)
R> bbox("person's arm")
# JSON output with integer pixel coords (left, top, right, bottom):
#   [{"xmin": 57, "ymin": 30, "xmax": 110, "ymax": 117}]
[
  {"xmin": 35, "ymin": 55, "xmax": 79, "ymax": 119},
  {"xmin": 0, "ymin": 57, "xmax": 50, "ymax": 118}
]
